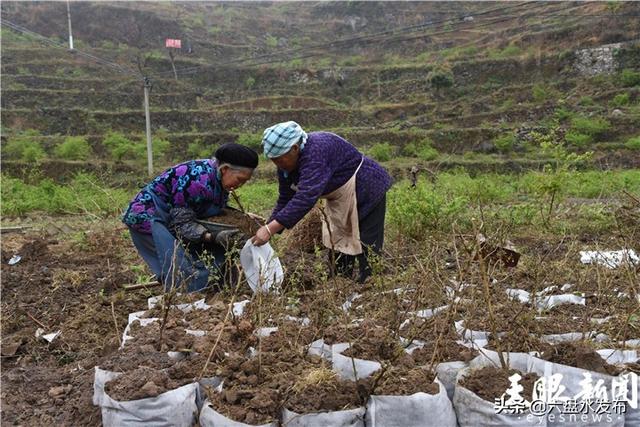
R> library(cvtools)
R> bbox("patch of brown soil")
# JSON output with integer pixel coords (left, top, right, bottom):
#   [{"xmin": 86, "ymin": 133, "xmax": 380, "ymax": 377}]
[
  {"xmin": 208, "ymin": 351, "xmax": 312, "ymax": 424},
  {"xmin": 208, "ymin": 208, "xmax": 261, "ymax": 236},
  {"xmin": 105, "ymin": 366, "xmax": 190, "ymax": 401},
  {"xmin": 540, "ymin": 342, "xmax": 620, "ymax": 375},
  {"xmin": 411, "ymin": 340, "xmax": 478, "ymax": 365},
  {"xmin": 286, "ymin": 367, "xmax": 365, "ymax": 413},
  {"xmin": 373, "ymin": 367, "xmax": 438, "ymax": 395},
  {"xmin": 1, "ymin": 228, "xmax": 148, "ymax": 426},
  {"xmin": 460, "ymin": 366, "xmax": 539, "ymax": 402},
  {"xmin": 280, "ymin": 206, "xmax": 323, "ymax": 254},
  {"xmin": 341, "ymin": 327, "xmax": 404, "ymax": 362}
]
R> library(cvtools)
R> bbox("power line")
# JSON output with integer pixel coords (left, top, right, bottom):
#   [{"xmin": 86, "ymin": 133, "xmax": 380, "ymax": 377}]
[
  {"xmin": 0, "ymin": 19, "xmax": 141, "ymax": 79},
  {"xmin": 153, "ymin": 1, "xmax": 589, "ymax": 79},
  {"xmin": 150, "ymin": 1, "xmax": 544, "ymax": 78}
]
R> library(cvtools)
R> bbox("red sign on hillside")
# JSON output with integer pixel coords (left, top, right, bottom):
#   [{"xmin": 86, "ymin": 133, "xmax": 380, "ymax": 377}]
[{"xmin": 165, "ymin": 39, "xmax": 182, "ymax": 49}]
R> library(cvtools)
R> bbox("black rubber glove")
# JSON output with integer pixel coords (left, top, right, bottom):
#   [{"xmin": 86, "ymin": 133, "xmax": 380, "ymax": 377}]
[
  {"xmin": 214, "ymin": 229, "xmax": 246, "ymax": 248},
  {"xmin": 169, "ymin": 207, "xmax": 208, "ymax": 243}
]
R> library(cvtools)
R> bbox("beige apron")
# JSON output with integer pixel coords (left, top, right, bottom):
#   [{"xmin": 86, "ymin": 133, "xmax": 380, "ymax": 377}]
[{"xmin": 320, "ymin": 157, "xmax": 364, "ymax": 255}]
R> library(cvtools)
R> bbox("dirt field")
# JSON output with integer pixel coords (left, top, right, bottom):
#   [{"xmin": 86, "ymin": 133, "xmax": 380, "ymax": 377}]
[{"xmin": 1, "ymin": 212, "xmax": 638, "ymax": 425}]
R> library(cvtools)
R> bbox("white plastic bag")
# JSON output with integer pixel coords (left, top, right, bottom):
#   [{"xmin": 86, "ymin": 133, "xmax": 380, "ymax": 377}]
[
  {"xmin": 93, "ymin": 367, "xmax": 198, "ymax": 427},
  {"xmin": 281, "ymin": 406, "xmax": 365, "ymax": 427},
  {"xmin": 579, "ymin": 249, "xmax": 639, "ymax": 268},
  {"xmin": 199, "ymin": 399, "xmax": 277, "ymax": 427},
  {"xmin": 240, "ymin": 241, "xmax": 283, "ymax": 293},
  {"xmin": 365, "ymin": 379, "xmax": 457, "ymax": 427}
]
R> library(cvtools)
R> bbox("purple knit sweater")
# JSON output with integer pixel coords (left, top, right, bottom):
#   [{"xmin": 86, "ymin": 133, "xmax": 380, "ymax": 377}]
[{"xmin": 270, "ymin": 132, "xmax": 393, "ymax": 229}]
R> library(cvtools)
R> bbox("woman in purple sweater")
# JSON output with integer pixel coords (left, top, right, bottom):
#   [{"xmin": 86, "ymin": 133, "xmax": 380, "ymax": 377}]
[{"xmin": 251, "ymin": 121, "xmax": 392, "ymax": 283}]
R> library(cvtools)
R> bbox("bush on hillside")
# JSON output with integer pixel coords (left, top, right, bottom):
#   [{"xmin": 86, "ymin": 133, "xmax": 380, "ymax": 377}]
[
  {"xmin": 3, "ymin": 130, "xmax": 46, "ymax": 162},
  {"xmin": 625, "ymin": 136, "xmax": 640, "ymax": 150},
  {"xmin": 610, "ymin": 93, "xmax": 630, "ymax": 107},
  {"xmin": 570, "ymin": 116, "xmax": 611, "ymax": 137},
  {"xmin": 54, "ymin": 136, "xmax": 91, "ymax": 160},
  {"xmin": 618, "ymin": 69, "xmax": 640, "ymax": 87},
  {"xmin": 402, "ymin": 138, "xmax": 438, "ymax": 160},
  {"xmin": 369, "ymin": 143, "xmax": 394, "ymax": 162},
  {"xmin": 493, "ymin": 134, "xmax": 517, "ymax": 153},
  {"xmin": 564, "ymin": 131, "xmax": 592, "ymax": 147}
]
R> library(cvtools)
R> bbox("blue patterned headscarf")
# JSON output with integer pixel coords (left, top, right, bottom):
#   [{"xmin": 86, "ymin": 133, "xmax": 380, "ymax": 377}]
[{"xmin": 262, "ymin": 121, "xmax": 308, "ymax": 158}]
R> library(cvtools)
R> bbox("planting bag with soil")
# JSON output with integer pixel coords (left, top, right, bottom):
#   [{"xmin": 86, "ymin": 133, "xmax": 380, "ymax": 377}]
[
  {"xmin": 199, "ymin": 400, "xmax": 277, "ymax": 427},
  {"xmin": 527, "ymin": 351, "xmax": 626, "ymax": 427},
  {"xmin": 365, "ymin": 378, "xmax": 457, "ymax": 427},
  {"xmin": 331, "ymin": 342, "xmax": 381, "ymax": 380},
  {"xmin": 453, "ymin": 357, "xmax": 545, "ymax": 427},
  {"xmin": 436, "ymin": 361, "xmax": 469, "ymax": 401},
  {"xmin": 93, "ymin": 367, "xmax": 198, "ymax": 427},
  {"xmin": 240, "ymin": 241, "xmax": 283, "ymax": 293},
  {"xmin": 597, "ymin": 349, "xmax": 639, "ymax": 427},
  {"xmin": 281, "ymin": 407, "xmax": 366, "ymax": 427}
]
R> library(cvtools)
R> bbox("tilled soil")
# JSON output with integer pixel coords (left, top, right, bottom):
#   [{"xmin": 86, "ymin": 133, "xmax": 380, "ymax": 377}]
[
  {"xmin": 285, "ymin": 367, "xmax": 366, "ymax": 414},
  {"xmin": 540, "ymin": 341, "xmax": 621, "ymax": 375},
  {"xmin": 372, "ymin": 366, "xmax": 439, "ymax": 395},
  {"xmin": 1, "ymin": 229, "xmax": 148, "ymax": 425},
  {"xmin": 460, "ymin": 366, "xmax": 540, "ymax": 402},
  {"xmin": 207, "ymin": 208, "xmax": 261, "ymax": 236}
]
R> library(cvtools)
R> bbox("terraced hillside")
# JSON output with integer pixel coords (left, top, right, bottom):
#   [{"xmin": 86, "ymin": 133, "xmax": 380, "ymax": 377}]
[{"xmin": 1, "ymin": 1, "xmax": 640, "ymax": 183}]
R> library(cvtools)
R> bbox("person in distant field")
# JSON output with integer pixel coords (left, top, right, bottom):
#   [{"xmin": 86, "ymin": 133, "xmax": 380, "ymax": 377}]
[
  {"xmin": 410, "ymin": 165, "xmax": 419, "ymax": 188},
  {"xmin": 122, "ymin": 143, "xmax": 258, "ymax": 292},
  {"xmin": 251, "ymin": 121, "xmax": 393, "ymax": 283}
]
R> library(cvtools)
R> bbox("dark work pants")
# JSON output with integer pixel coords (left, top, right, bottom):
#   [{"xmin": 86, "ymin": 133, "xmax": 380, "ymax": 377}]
[{"xmin": 334, "ymin": 194, "xmax": 386, "ymax": 283}]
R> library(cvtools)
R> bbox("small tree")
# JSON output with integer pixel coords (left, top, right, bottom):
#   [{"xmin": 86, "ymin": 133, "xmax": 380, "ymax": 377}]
[{"xmin": 54, "ymin": 136, "xmax": 91, "ymax": 160}]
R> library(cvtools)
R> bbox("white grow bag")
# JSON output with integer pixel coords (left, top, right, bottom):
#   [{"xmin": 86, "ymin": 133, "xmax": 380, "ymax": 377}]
[
  {"xmin": 281, "ymin": 406, "xmax": 365, "ymax": 427},
  {"xmin": 365, "ymin": 378, "xmax": 457, "ymax": 427},
  {"xmin": 93, "ymin": 367, "xmax": 198, "ymax": 427},
  {"xmin": 199, "ymin": 399, "xmax": 277, "ymax": 427}
]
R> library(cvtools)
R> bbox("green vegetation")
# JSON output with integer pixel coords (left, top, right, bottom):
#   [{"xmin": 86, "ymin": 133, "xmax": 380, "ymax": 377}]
[
  {"xmin": 610, "ymin": 93, "xmax": 630, "ymax": 107},
  {"xmin": 3, "ymin": 130, "xmax": 46, "ymax": 162},
  {"xmin": 569, "ymin": 115, "xmax": 611, "ymax": 138},
  {"xmin": 402, "ymin": 138, "xmax": 438, "ymax": 160},
  {"xmin": 54, "ymin": 136, "xmax": 91, "ymax": 160},
  {"xmin": 618, "ymin": 69, "xmax": 640, "ymax": 87},
  {"xmin": 493, "ymin": 134, "xmax": 517, "ymax": 153},
  {"xmin": 236, "ymin": 132, "xmax": 262, "ymax": 151},
  {"xmin": 102, "ymin": 132, "xmax": 169, "ymax": 165},
  {"xmin": 186, "ymin": 139, "xmax": 212, "ymax": 159},
  {"xmin": 625, "ymin": 136, "xmax": 640, "ymax": 150},
  {"xmin": 564, "ymin": 131, "xmax": 592, "ymax": 147},
  {"xmin": 532, "ymin": 84, "xmax": 556, "ymax": 103},
  {"xmin": 368, "ymin": 143, "xmax": 395, "ymax": 162},
  {"xmin": 429, "ymin": 69, "xmax": 454, "ymax": 91},
  {"xmin": 1, "ymin": 173, "xmax": 130, "ymax": 217}
]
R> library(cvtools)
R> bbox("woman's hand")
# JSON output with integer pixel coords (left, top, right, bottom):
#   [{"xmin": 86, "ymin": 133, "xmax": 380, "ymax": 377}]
[
  {"xmin": 250, "ymin": 220, "xmax": 283, "ymax": 246},
  {"xmin": 251, "ymin": 225, "xmax": 272, "ymax": 246}
]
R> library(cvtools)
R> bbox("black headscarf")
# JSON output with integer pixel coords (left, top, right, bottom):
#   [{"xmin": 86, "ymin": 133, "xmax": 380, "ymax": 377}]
[{"xmin": 214, "ymin": 143, "xmax": 259, "ymax": 169}]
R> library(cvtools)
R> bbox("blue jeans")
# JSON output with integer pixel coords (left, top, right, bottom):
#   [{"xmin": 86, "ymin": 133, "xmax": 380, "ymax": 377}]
[{"xmin": 129, "ymin": 222, "xmax": 227, "ymax": 292}]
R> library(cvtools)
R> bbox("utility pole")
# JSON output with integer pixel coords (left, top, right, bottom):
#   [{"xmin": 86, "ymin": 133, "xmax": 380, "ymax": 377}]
[
  {"xmin": 66, "ymin": 0, "xmax": 74, "ymax": 50},
  {"xmin": 143, "ymin": 77, "xmax": 153, "ymax": 177}
]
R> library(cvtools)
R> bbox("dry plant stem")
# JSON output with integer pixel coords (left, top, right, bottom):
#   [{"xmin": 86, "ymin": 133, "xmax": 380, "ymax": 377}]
[
  {"xmin": 476, "ymin": 232, "xmax": 507, "ymax": 370},
  {"xmin": 257, "ymin": 291, "xmax": 263, "ymax": 380},
  {"xmin": 197, "ymin": 268, "xmax": 242, "ymax": 380},
  {"xmin": 111, "ymin": 301, "xmax": 122, "ymax": 347},
  {"xmin": 159, "ymin": 241, "xmax": 181, "ymax": 351},
  {"xmin": 230, "ymin": 190, "xmax": 263, "ymax": 229},
  {"xmin": 318, "ymin": 205, "xmax": 336, "ymax": 277}
]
